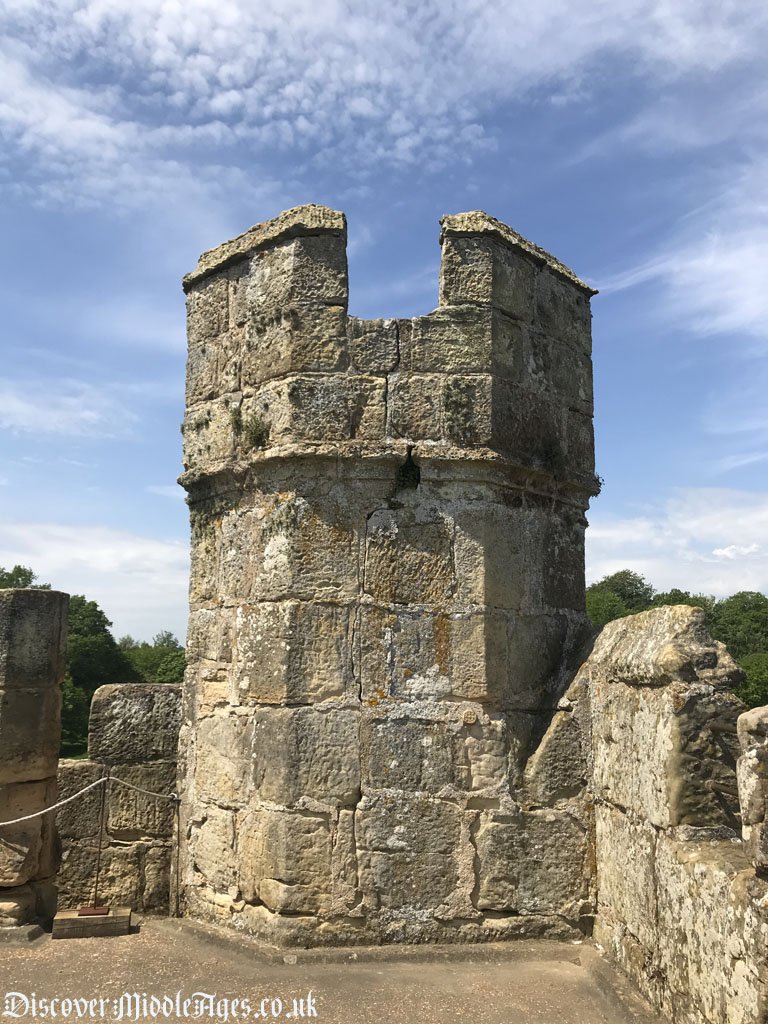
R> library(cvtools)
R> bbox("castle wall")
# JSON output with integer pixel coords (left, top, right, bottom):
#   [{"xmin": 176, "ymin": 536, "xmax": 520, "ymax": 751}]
[
  {"xmin": 56, "ymin": 684, "xmax": 181, "ymax": 914},
  {"xmin": 563, "ymin": 605, "xmax": 768, "ymax": 1024},
  {"xmin": 178, "ymin": 205, "xmax": 598, "ymax": 945},
  {"xmin": 0, "ymin": 589, "xmax": 67, "ymax": 933}
]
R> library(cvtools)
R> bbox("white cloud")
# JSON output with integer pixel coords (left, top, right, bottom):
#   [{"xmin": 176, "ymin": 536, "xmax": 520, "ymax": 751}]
[
  {"xmin": 0, "ymin": 378, "xmax": 138, "ymax": 438},
  {"xmin": 599, "ymin": 155, "xmax": 768, "ymax": 346},
  {"xmin": 0, "ymin": 521, "xmax": 189, "ymax": 640},
  {"xmin": 587, "ymin": 487, "xmax": 768, "ymax": 596},
  {"xmin": 1, "ymin": 0, "xmax": 766, "ymax": 205}
]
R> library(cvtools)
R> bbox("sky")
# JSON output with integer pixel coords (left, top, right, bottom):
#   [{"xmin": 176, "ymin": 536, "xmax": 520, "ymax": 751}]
[{"xmin": 1, "ymin": 0, "xmax": 767, "ymax": 641}]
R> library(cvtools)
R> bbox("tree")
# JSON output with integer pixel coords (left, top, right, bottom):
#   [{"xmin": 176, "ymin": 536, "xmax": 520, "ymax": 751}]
[
  {"xmin": 738, "ymin": 653, "xmax": 768, "ymax": 709},
  {"xmin": 0, "ymin": 564, "xmax": 50, "ymax": 589},
  {"xmin": 652, "ymin": 589, "xmax": 717, "ymax": 618},
  {"xmin": 586, "ymin": 588, "xmax": 630, "ymax": 627},
  {"xmin": 60, "ymin": 674, "xmax": 90, "ymax": 755},
  {"xmin": 67, "ymin": 595, "xmax": 140, "ymax": 695},
  {"xmin": 590, "ymin": 570, "xmax": 655, "ymax": 611},
  {"xmin": 155, "ymin": 648, "xmax": 186, "ymax": 684},
  {"xmin": 118, "ymin": 630, "xmax": 184, "ymax": 683},
  {"xmin": 709, "ymin": 592, "xmax": 768, "ymax": 661}
]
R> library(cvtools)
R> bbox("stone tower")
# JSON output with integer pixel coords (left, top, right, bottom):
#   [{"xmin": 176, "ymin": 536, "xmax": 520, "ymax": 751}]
[{"xmin": 178, "ymin": 205, "xmax": 598, "ymax": 945}]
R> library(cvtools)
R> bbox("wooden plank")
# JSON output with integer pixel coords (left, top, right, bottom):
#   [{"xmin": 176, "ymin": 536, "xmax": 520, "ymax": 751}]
[{"xmin": 52, "ymin": 907, "xmax": 131, "ymax": 939}]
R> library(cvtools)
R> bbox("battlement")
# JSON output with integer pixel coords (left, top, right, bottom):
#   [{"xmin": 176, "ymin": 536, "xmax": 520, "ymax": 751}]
[{"xmin": 181, "ymin": 206, "xmax": 596, "ymax": 497}]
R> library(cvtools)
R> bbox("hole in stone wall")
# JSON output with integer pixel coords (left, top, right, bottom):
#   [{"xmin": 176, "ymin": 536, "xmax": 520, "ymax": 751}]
[{"xmin": 395, "ymin": 446, "xmax": 420, "ymax": 491}]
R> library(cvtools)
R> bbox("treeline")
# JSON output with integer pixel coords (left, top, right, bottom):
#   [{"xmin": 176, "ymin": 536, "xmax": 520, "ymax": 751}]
[
  {"xmin": 0, "ymin": 564, "xmax": 185, "ymax": 755},
  {"xmin": 587, "ymin": 570, "xmax": 768, "ymax": 707}
]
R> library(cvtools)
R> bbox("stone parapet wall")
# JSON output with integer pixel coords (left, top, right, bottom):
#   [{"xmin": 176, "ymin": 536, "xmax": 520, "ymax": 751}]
[
  {"xmin": 56, "ymin": 684, "xmax": 181, "ymax": 914},
  {"xmin": 0, "ymin": 589, "xmax": 68, "ymax": 932},
  {"xmin": 178, "ymin": 204, "xmax": 598, "ymax": 945},
  {"xmin": 573, "ymin": 606, "xmax": 768, "ymax": 1024}
]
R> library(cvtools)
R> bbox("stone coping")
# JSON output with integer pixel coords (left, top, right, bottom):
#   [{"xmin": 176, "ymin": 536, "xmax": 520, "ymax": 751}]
[
  {"xmin": 183, "ymin": 205, "xmax": 347, "ymax": 291},
  {"xmin": 440, "ymin": 211, "xmax": 597, "ymax": 296}
]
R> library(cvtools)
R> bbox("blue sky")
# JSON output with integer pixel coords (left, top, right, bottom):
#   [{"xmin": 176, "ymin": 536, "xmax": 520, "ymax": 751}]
[{"xmin": 1, "ymin": 0, "xmax": 767, "ymax": 640}]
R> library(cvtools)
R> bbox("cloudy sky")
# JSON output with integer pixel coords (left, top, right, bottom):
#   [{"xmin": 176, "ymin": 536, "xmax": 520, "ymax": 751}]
[{"xmin": 1, "ymin": 0, "xmax": 766, "ymax": 640}]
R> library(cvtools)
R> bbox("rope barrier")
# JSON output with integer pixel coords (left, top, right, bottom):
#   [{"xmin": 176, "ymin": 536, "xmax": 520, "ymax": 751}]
[{"xmin": 0, "ymin": 775, "xmax": 179, "ymax": 828}]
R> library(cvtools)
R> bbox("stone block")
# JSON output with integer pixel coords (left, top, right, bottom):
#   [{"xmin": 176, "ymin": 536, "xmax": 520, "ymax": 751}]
[
  {"xmin": 654, "ymin": 835, "xmax": 767, "ymax": 1024},
  {"xmin": 542, "ymin": 510, "xmax": 588, "ymax": 611},
  {"xmin": 244, "ymin": 374, "xmax": 385, "ymax": 444},
  {"xmin": 453, "ymin": 504, "xmax": 545, "ymax": 612},
  {"xmin": 594, "ymin": 804, "xmax": 658, "ymax": 950},
  {"xmin": 251, "ymin": 706, "xmax": 360, "ymax": 807},
  {"xmin": 363, "ymin": 507, "xmax": 455, "ymax": 606},
  {"xmin": 388, "ymin": 373, "xmax": 443, "ymax": 441},
  {"xmin": 591, "ymin": 678, "xmax": 742, "ymax": 828},
  {"xmin": 188, "ymin": 806, "xmax": 237, "ymax": 894},
  {"xmin": 330, "ymin": 809, "xmax": 360, "ymax": 915},
  {"xmin": 347, "ymin": 317, "xmax": 399, "ymax": 374},
  {"xmin": 232, "ymin": 600, "xmax": 353, "ymax": 704},
  {"xmin": 504, "ymin": 612, "xmax": 572, "ymax": 711},
  {"xmin": 246, "ymin": 233, "xmax": 348, "ymax": 317},
  {"xmin": 534, "ymin": 267, "xmax": 592, "ymax": 349},
  {"xmin": 250, "ymin": 495, "xmax": 360, "ymax": 603},
  {"xmin": 586, "ymin": 605, "xmax": 744, "ymax": 691},
  {"xmin": 476, "ymin": 809, "xmax": 589, "ymax": 918},
  {"xmin": 359, "ymin": 606, "xmax": 507, "ymax": 704},
  {"xmin": 56, "ymin": 760, "xmax": 104, "ymax": 839},
  {"xmin": 143, "ymin": 845, "xmax": 172, "ymax": 912},
  {"xmin": 56, "ymin": 842, "xmax": 141, "ymax": 911},
  {"xmin": 404, "ymin": 307, "xmax": 494, "ymax": 374},
  {"xmin": 185, "ymin": 273, "xmax": 242, "ymax": 405},
  {"xmin": 356, "ymin": 793, "xmax": 466, "ymax": 916},
  {"xmin": 490, "ymin": 379, "xmax": 563, "ymax": 469},
  {"xmin": 242, "ymin": 305, "xmax": 349, "ymax": 388},
  {"xmin": 0, "ymin": 688, "xmax": 61, "ymax": 784},
  {"xmin": 443, "ymin": 374, "xmax": 493, "ymax": 447},
  {"xmin": 0, "ymin": 589, "xmax": 68, "ymax": 690},
  {"xmin": 361, "ymin": 704, "xmax": 507, "ymax": 795},
  {"xmin": 186, "ymin": 606, "xmax": 234, "ymax": 667},
  {"xmin": 194, "ymin": 713, "xmax": 253, "ymax": 806},
  {"xmin": 0, "ymin": 884, "xmax": 36, "ymax": 927},
  {"xmin": 439, "ymin": 235, "xmax": 536, "ymax": 321},
  {"xmin": 108, "ymin": 763, "xmax": 177, "ymax": 838},
  {"xmin": 182, "ymin": 396, "xmax": 236, "ymax": 472},
  {"xmin": 0, "ymin": 779, "xmax": 56, "ymax": 887},
  {"xmin": 88, "ymin": 685, "xmax": 181, "ymax": 765},
  {"xmin": 523, "ymin": 708, "xmax": 586, "ymax": 806},
  {"xmin": 238, "ymin": 808, "xmax": 332, "ymax": 913}
]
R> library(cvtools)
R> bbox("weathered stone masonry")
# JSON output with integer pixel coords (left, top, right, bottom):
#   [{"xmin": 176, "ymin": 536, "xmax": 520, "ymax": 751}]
[
  {"xmin": 178, "ymin": 205, "xmax": 599, "ymax": 945},
  {"xmin": 56, "ymin": 683, "xmax": 181, "ymax": 914},
  {"xmin": 0, "ymin": 589, "xmax": 67, "ymax": 932}
]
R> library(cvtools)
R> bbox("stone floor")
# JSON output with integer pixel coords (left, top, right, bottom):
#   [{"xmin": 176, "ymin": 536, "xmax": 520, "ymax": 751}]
[{"xmin": 0, "ymin": 918, "xmax": 661, "ymax": 1024}]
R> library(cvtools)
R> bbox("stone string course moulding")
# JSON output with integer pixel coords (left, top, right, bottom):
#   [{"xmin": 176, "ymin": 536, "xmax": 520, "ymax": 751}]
[
  {"xmin": 178, "ymin": 204, "xmax": 599, "ymax": 946},
  {"xmin": 0, "ymin": 589, "xmax": 68, "ymax": 934}
]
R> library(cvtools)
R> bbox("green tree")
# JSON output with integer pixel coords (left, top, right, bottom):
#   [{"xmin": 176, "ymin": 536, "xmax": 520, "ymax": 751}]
[
  {"xmin": 586, "ymin": 587, "xmax": 631, "ymax": 627},
  {"xmin": 60, "ymin": 674, "xmax": 90, "ymax": 755},
  {"xmin": 155, "ymin": 648, "xmax": 186, "ymax": 684},
  {"xmin": 709, "ymin": 592, "xmax": 768, "ymax": 661},
  {"xmin": 118, "ymin": 630, "xmax": 184, "ymax": 683},
  {"xmin": 0, "ymin": 564, "xmax": 50, "ymax": 589},
  {"xmin": 652, "ymin": 589, "xmax": 717, "ymax": 618},
  {"xmin": 738, "ymin": 653, "xmax": 768, "ymax": 709},
  {"xmin": 591, "ymin": 570, "xmax": 655, "ymax": 611},
  {"xmin": 67, "ymin": 595, "xmax": 140, "ymax": 695}
]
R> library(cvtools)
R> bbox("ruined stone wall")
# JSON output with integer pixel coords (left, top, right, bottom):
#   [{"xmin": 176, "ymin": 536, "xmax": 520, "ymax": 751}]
[
  {"xmin": 567, "ymin": 605, "xmax": 768, "ymax": 1024},
  {"xmin": 178, "ymin": 204, "xmax": 598, "ymax": 945},
  {"xmin": 0, "ymin": 589, "xmax": 67, "ymax": 933},
  {"xmin": 56, "ymin": 684, "xmax": 181, "ymax": 914}
]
